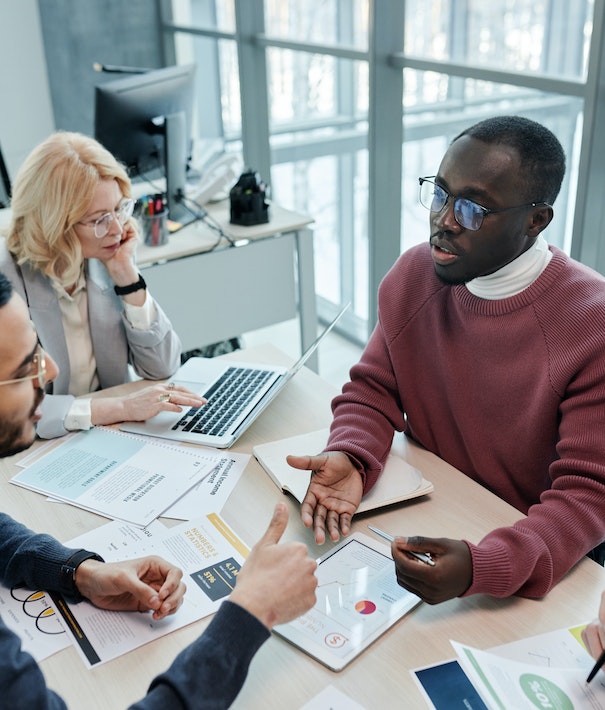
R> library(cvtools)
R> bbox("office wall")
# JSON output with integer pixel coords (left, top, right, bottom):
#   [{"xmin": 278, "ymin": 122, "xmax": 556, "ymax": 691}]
[
  {"xmin": 37, "ymin": 0, "xmax": 166, "ymax": 137},
  {"xmin": 0, "ymin": 1, "xmax": 54, "ymax": 180},
  {"xmin": 0, "ymin": 0, "xmax": 167, "ymax": 184}
]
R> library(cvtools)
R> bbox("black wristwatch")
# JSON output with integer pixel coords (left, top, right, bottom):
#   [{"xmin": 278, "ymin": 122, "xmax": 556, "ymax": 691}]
[
  {"xmin": 59, "ymin": 550, "xmax": 104, "ymax": 601},
  {"xmin": 114, "ymin": 273, "xmax": 147, "ymax": 296}
]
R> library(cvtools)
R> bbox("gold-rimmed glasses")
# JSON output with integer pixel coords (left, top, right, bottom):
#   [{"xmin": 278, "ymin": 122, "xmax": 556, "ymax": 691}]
[{"xmin": 0, "ymin": 343, "xmax": 47, "ymax": 389}]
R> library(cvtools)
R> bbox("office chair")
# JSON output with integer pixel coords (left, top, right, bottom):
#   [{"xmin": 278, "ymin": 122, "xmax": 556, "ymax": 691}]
[{"xmin": 0, "ymin": 143, "xmax": 11, "ymax": 208}]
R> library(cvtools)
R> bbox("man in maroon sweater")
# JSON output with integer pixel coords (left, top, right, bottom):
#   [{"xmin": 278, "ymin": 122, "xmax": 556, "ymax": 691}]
[{"xmin": 289, "ymin": 115, "xmax": 605, "ymax": 604}]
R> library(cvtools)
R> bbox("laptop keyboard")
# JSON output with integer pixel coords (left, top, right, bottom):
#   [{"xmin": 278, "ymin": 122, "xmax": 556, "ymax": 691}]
[{"xmin": 172, "ymin": 366, "xmax": 274, "ymax": 437}]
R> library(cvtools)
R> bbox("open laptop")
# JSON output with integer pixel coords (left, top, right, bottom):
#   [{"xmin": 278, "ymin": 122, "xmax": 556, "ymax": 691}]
[{"xmin": 121, "ymin": 304, "xmax": 349, "ymax": 448}]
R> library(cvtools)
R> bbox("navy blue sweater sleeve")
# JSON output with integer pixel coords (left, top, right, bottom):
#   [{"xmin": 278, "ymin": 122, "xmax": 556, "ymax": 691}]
[
  {"xmin": 0, "ymin": 618, "xmax": 67, "ymax": 709},
  {"xmin": 129, "ymin": 601, "xmax": 270, "ymax": 709},
  {"xmin": 0, "ymin": 511, "xmax": 270, "ymax": 710},
  {"xmin": 0, "ymin": 513, "xmax": 86, "ymax": 591},
  {"xmin": 0, "ymin": 513, "xmax": 89, "ymax": 709}
]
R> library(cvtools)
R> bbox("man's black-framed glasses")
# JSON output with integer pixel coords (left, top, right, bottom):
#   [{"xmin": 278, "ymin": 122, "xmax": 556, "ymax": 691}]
[
  {"xmin": 418, "ymin": 177, "xmax": 548, "ymax": 232},
  {"xmin": 0, "ymin": 343, "xmax": 47, "ymax": 389}
]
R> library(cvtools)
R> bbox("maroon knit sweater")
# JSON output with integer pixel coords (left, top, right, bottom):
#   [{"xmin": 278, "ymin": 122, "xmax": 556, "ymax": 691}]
[{"xmin": 326, "ymin": 243, "xmax": 605, "ymax": 598}]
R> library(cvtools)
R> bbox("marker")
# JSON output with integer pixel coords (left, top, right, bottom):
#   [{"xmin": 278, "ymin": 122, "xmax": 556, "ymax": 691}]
[
  {"xmin": 368, "ymin": 525, "xmax": 436, "ymax": 566},
  {"xmin": 586, "ymin": 647, "xmax": 605, "ymax": 683}
]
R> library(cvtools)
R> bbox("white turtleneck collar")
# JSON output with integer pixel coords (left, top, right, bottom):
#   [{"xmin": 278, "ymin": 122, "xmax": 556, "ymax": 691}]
[{"xmin": 465, "ymin": 235, "xmax": 552, "ymax": 300}]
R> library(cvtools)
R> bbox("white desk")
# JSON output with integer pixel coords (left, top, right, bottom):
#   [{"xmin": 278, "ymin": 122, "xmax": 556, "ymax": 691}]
[
  {"xmin": 2, "ymin": 346, "xmax": 604, "ymax": 709},
  {"xmin": 0, "ymin": 201, "xmax": 319, "ymax": 371},
  {"xmin": 136, "ymin": 200, "xmax": 319, "ymax": 370}
]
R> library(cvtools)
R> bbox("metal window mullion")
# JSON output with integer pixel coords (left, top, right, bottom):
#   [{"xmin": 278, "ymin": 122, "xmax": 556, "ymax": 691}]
[
  {"xmin": 570, "ymin": 1, "xmax": 605, "ymax": 270},
  {"xmin": 234, "ymin": 0, "xmax": 271, "ymax": 184},
  {"xmin": 390, "ymin": 55, "xmax": 585, "ymax": 97},
  {"xmin": 339, "ymin": 152, "xmax": 355, "ymax": 312},
  {"xmin": 367, "ymin": 0, "xmax": 405, "ymax": 334}
]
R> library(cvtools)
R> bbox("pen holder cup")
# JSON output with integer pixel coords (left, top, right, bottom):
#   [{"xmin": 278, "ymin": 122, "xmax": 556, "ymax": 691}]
[{"xmin": 142, "ymin": 211, "xmax": 169, "ymax": 247}]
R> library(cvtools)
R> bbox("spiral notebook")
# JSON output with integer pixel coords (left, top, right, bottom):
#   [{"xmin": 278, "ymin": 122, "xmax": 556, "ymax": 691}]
[
  {"xmin": 253, "ymin": 428, "xmax": 434, "ymax": 513},
  {"xmin": 10, "ymin": 427, "xmax": 221, "ymax": 527}
]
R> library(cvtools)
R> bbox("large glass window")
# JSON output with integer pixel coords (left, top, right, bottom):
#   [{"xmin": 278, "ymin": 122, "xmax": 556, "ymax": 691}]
[
  {"xmin": 405, "ymin": 0, "xmax": 592, "ymax": 78},
  {"xmin": 164, "ymin": 0, "xmax": 597, "ymax": 343}
]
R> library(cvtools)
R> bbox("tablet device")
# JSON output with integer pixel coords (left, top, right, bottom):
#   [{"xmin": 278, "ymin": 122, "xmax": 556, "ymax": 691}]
[{"xmin": 273, "ymin": 532, "xmax": 421, "ymax": 671}]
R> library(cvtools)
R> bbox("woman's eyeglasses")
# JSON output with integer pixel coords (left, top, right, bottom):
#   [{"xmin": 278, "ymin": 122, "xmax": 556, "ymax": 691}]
[{"xmin": 78, "ymin": 197, "xmax": 135, "ymax": 238}]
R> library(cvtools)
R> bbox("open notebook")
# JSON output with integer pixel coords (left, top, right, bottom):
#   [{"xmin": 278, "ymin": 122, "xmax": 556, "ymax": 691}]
[{"xmin": 253, "ymin": 428, "xmax": 434, "ymax": 513}]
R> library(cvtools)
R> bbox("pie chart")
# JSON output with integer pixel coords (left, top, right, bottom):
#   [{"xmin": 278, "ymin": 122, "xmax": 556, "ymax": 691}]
[{"xmin": 355, "ymin": 600, "xmax": 376, "ymax": 615}]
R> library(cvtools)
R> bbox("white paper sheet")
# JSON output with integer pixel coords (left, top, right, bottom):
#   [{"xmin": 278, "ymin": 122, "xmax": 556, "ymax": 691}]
[
  {"xmin": 0, "ymin": 584, "xmax": 71, "ymax": 661},
  {"xmin": 452, "ymin": 633, "xmax": 605, "ymax": 710},
  {"xmin": 52, "ymin": 514, "xmax": 250, "ymax": 667},
  {"xmin": 300, "ymin": 685, "xmax": 367, "ymax": 709},
  {"xmin": 162, "ymin": 452, "xmax": 249, "ymax": 520}
]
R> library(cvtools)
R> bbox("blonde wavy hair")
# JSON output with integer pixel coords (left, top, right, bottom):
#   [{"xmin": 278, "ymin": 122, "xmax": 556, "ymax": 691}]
[{"xmin": 6, "ymin": 131, "xmax": 138, "ymax": 287}]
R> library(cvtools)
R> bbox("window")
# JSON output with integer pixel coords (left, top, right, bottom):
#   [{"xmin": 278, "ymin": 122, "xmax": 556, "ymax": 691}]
[{"xmin": 162, "ymin": 0, "xmax": 600, "ymax": 342}]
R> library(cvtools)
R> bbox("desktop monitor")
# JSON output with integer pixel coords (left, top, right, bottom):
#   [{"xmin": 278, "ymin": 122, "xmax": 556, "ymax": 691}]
[{"xmin": 94, "ymin": 63, "xmax": 197, "ymax": 226}]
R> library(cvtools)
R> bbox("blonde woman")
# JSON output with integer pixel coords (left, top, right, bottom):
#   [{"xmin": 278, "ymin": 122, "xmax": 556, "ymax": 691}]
[{"xmin": 1, "ymin": 131, "xmax": 203, "ymax": 438}]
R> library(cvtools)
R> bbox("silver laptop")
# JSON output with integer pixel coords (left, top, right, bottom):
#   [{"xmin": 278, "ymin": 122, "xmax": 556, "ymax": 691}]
[{"xmin": 120, "ymin": 305, "xmax": 349, "ymax": 448}]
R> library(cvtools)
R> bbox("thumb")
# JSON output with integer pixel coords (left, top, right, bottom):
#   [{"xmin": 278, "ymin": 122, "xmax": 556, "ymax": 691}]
[
  {"xmin": 286, "ymin": 454, "xmax": 319, "ymax": 471},
  {"xmin": 257, "ymin": 501, "xmax": 288, "ymax": 547}
]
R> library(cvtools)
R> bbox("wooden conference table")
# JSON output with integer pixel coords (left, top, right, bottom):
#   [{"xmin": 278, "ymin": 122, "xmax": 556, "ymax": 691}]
[{"xmin": 2, "ymin": 345, "xmax": 605, "ymax": 709}]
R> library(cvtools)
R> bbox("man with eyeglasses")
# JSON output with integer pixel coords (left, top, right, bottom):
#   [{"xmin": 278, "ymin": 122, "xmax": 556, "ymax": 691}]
[
  {"xmin": 0, "ymin": 272, "xmax": 317, "ymax": 705},
  {"xmin": 289, "ymin": 114, "xmax": 605, "ymax": 604}
]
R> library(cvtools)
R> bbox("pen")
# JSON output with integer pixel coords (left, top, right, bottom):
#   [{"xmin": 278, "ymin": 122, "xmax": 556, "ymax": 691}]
[
  {"xmin": 368, "ymin": 525, "xmax": 436, "ymax": 566},
  {"xmin": 586, "ymin": 647, "xmax": 605, "ymax": 683}
]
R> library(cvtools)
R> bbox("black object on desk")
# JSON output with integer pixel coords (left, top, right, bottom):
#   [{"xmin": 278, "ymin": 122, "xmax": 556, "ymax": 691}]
[{"xmin": 229, "ymin": 169, "xmax": 269, "ymax": 226}]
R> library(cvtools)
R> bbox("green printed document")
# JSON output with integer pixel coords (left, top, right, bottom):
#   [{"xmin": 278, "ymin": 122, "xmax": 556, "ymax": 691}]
[{"xmin": 414, "ymin": 625, "xmax": 604, "ymax": 709}]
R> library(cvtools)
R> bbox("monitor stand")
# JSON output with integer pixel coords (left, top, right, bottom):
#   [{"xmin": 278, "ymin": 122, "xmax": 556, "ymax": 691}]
[{"xmin": 164, "ymin": 111, "xmax": 198, "ymax": 230}]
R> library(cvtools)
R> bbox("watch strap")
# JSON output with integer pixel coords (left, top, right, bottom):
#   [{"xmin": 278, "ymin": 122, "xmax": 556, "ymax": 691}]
[
  {"xmin": 114, "ymin": 273, "xmax": 146, "ymax": 296},
  {"xmin": 59, "ymin": 550, "xmax": 104, "ymax": 601}
]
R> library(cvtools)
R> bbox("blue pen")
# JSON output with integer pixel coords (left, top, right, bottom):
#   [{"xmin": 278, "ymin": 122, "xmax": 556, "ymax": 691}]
[{"xmin": 368, "ymin": 525, "xmax": 435, "ymax": 566}]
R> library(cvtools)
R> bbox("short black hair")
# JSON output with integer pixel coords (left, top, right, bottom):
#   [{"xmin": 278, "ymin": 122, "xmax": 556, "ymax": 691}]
[
  {"xmin": 0, "ymin": 271, "xmax": 12, "ymax": 308},
  {"xmin": 453, "ymin": 115, "xmax": 566, "ymax": 205}
]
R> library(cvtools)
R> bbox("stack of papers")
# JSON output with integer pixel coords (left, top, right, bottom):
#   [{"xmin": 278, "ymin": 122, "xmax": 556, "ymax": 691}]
[{"xmin": 10, "ymin": 427, "xmax": 223, "ymax": 527}]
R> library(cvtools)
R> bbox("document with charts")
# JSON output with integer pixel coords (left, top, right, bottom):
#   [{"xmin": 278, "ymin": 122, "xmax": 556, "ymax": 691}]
[
  {"xmin": 450, "ymin": 636, "xmax": 605, "ymax": 710},
  {"xmin": 50, "ymin": 514, "xmax": 250, "ymax": 667},
  {"xmin": 10, "ymin": 427, "xmax": 221, "ymax": 527},
  {"xmin": 253, "ymin": 429, "xmax": 433, "ymax": 513},
  {"xmin": 413, "ymin": 624, "xmax": 604, "ymax": 710},
  {"xmin": 274, "ymin": 532, "xmax": 421, "ymax": 671},
  {"xmin": 0, "ymin": 583, "xmax": 71, "ymax": 662}
]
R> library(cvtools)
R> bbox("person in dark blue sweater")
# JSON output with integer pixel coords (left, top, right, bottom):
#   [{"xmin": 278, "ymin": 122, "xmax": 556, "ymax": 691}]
[{"xmin": 0, "ymin": 270, "xmax": 318, "ymax": 708}]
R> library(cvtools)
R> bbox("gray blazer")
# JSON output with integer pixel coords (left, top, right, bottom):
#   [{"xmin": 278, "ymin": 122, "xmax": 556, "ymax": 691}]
[{"xmin": 0, "ymin": 241, "xmax": 182, "ymax": 438}]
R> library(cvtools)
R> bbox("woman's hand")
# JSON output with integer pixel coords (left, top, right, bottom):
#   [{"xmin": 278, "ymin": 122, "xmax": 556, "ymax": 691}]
[
  {"xmin": 91, "ymin": 383, "xmax": 206, "ymax": 426},
  {"xmin": 582, "ymin": 590, "xmax": 605, "ymax": 660},
  {"xmin": 103, "ymin": 221, "xmax": 139, "ymax": 273}
]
